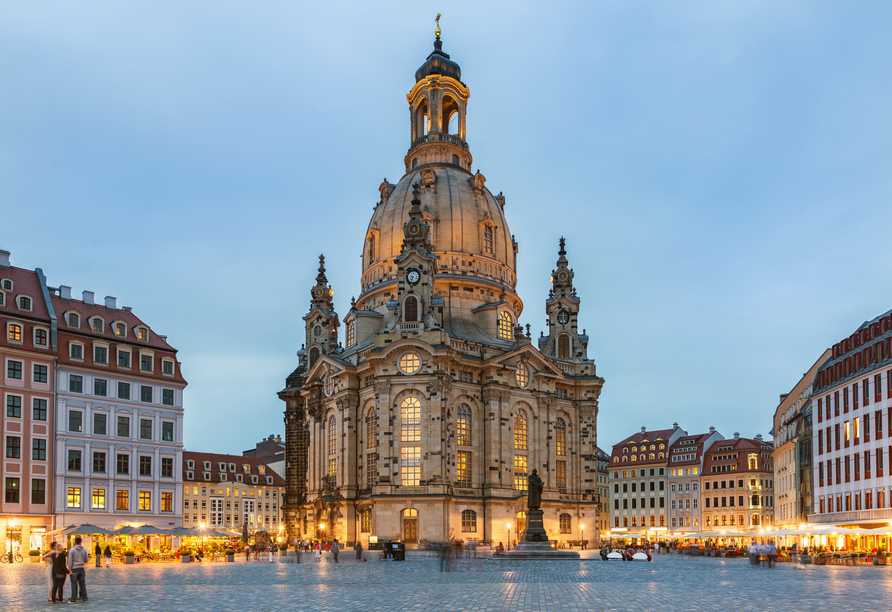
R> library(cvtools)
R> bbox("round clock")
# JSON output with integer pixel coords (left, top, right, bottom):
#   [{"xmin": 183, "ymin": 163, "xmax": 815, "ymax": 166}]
[
  {"xmin": 314, "ymin": 287, "xmax": 323, "ymax": 297},
  {"xmin": 407, "ymin": 269, "xmax": 420, "ymax": 285},
  {"xmin": 409, "ymin": 223, "xmax": 420, "ymax": 235},
  {"xmin": 557, "ymin": 271, "xmax": 569, "ymax": 282},
  {"xmin": 557, "ymin": 310, "xmax": 569, "ymax": 325}
]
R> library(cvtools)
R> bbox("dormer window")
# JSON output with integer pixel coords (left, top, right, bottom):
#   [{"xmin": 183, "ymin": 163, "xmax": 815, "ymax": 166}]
[
  {"xmin": 186, "ymin": 460, "xmax": 195, "ymax": 469},
  {"xmin": 0, "ymin": 292, "xmax": 4, "ymax": 306},
  {"xmin": 220, "ymin": 473, "xmax": 228, "ymax": 481},
  {"xmin": 266, "ymin": 476, "xmax": 274, "ymax": 485},
  {"xmin": 498, "ymin": 311, "xmax": 512, "ymax": 340},
  {"xmin": 18, "ymin": 296, "xmax": 32, "ymax": 311},
  {"xmin": 228, "ymin": 463, "xmax": 236, "ymax": 472},
  {"xmin": 92, "ymin": 318, "xmax": 104, "ymax": 333},
  {"xmin": 1, "ymin": 279, "xmax": 12, "ymax": 291},
  {"xmin": 251, "ymin": 475, "xmax": 258, "ymax": 484},
  {"xmin": 346, "ymin": 320, "xmax": 356, "ymax": 348},
  {"xmin": 218, "ymin": 462, "xmax": 226, "ymax": 471},
  {"xmin": 202, "ymin": 461, "xmax": 211, "ymax": 470},
  {"xmin": 236, "ymin": 474, "xmax": 243, "ymax": 482},
  {"xmin": 186, "ymin": 470, "xmax": 194, "ymax": 480},
  {"xmin": 7, "ymin": 323, "xmax": 22, "ymax": 343},
  {"xmin": 242, "ymin": 464, "xmax": 251, "ymax": 474},
  {"xmin": 258, "ymin": 466, "xmax": 265, "ymax": 475},
  {"xmin": 68, "ymin": 313, "xmax": 79, "ymax": 327},
  {"xmin": 203, "ymin": 472, "xmax": 211, "ymax": 481},
  {"xmin": 137, "ymin": 327, "xmax": 148, "ymax": 341},
  {"xmin": 114, "ymin": 322, "xmax": 126, "ymax": 337}
]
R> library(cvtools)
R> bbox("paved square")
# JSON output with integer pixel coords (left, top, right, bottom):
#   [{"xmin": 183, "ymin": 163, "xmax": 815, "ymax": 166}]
[{"xmin": 1, "ymin": 552, "xmax": 887, "ymax": 611}]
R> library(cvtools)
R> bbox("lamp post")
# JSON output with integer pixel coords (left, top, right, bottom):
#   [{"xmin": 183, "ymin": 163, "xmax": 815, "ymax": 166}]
[
  {"xmin": 506, "ymin": 523, "xmax": 511, "ymax": 551},
  {"xmin": 7, "ymin": 518, "xmax": 19, "ymax": 563},
  {"xmin": 580, "ymin": 525, "xmax": 585, "ymax": 550}
]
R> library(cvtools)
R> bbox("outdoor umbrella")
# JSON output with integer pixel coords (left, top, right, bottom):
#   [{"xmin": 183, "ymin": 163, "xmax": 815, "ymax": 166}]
[
  {"xmin": 59, "ymin": 524, "xmax": 115, "ymax": 536},
  {"xmin": 125, "ymin": 525, "xmax": 171, "ymax": 536},
  {"xmin": 182, "ymin": 526, "xmax": 233, "ymax": 537},
  {"xmin": 167, "ymin": 527, "xmax": 194, "ymax": 536}
]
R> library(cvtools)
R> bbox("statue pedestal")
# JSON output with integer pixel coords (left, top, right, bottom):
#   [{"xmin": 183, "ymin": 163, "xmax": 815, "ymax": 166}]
[{"xmin": 495, "ymin": 510, "xmax": 580, "ymax": 560}]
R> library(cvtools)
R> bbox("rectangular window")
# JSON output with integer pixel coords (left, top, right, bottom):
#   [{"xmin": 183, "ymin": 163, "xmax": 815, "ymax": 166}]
[
  {"xmin": 162, "ymin": 360, "xmax": 174, "ymax": 375},
  {"xmin": 140, "ymin": 385, "xmax": 152, "ymax": 403},
  {"xmin": 94, "ymin": 378, "xmax": 107, "ymax": 396},
  {"xmin": 854, "ymin": 382, "xmax": 859, "ymax": 409},
  {"xmin": 67, "ymin": 486, "xmax": 81, "ymax": 508},
  {"xmin": 5, "ymin": 477, "xmax": 20, "ymax": 503},
  {"xmin": 117, "ymin": 416, "xmax": 130, "ymax": 437},
  {"xmin": 457, "ymin": 450, "xmax": 471, "ymax": 486},
  {"xmin": 401, "ymin": 447, "xmax": 421, "ymax": 486},
  {"xmin": 514, "ymin": 454, "xmax": 528, "ymax": 491},
  {"xmin": 35, "ymin": 329, "xmax": 47, "ymax": 346},
  {"xmin": 70, "ymin": 343, "xmax": 83, "ymax": 360},
  {"xmin": 93, "ymin": 451, "xmax": 106, "ymax": 473},
  {"xmin": 140, "ymin": 419, "xmax": 153, "ymax": 439},
  {"xmin": 117, "ymin": 454, "xmax": 130, "ymax": 475},
  {"xmin": 32, "ymin": 438, "xmax": 46, "ymax": 461},
  {"xmin": 139, "ymin": 491, "xmax": 151, "ymax": 511},
  {"xmin": 556, "ymin": 459, "xmax": 567, "ymax": 489},
  {"xmin": 69, "ymin": 410, "xmax": 83, "ymax": 433},
  {"xmin": 162, "ymin": 422, "xmax": 174, "ymax": 442},
  {"xmin": 118, "ymin": 350, "xmax": 131, "ymax": 368},
  {"xmin": 117, "ymin": 382, "xmax": 130, "ymax": 400},
  {"xmin": 69, "ymin": 374, "xmax": 83, "ymax": 393},
  {"xmin": 162, "ymin": 389, "xmax": 174, "ymax": 406},
  {"xmin": 161, "ymin": 492, "xmax": 173, "ymax": 512},
  {"xmin": 6, "ymin": 436, "xmax": 21, "ymax": 459},
  {"xmin": 31, "ymin": 479, "xmax": 45, "ymax": 504},
  {"xmin": 139, "ymin": 456, "xmax": 152, "ymax": 476},
  {"xmin": 116, "ymin": 490, "xmax": 129, "ymax": 510},
  {"xmin": 161, "ymin": 457, "xmax": 174, "ymax": 478},
  {"xmin": 366, "ymin": 454, "xmax": 376, "ymax": 487},
  {"xmin": 68, "ymin": 449, "xmax": 82, "ymax": 471},
  {"xmin": 7, "ymin": 360, "xmax": 22, "ymax": 379},
  {"xmin": 33, "ymin": 364, "xmax": 48, "ymax": 383},
  {"xmin": 879, "ymin": 448, "xmax": 885, "ymax": 472},
  {"xmin": 92, "ymin": 488, "xmax": 106, "ymax": 509},
  {"xmin": 94, "ymin": 346, "xmax": 108, "ymax": 364},
  {"xmin": 32, "ymin": 398, "xmax": 47, "ymax": 421},
  {"xmin": 7, "ymin": 323, "xmax": 22, "ymax": 342},
  {"xmin": 401, "ymin": 400, "xmax": 420, "ymax": 442},
  {"xmin": 327, "ymin": 458, "xmax": 337, "ymax": 478},
  {"xmin": 6, "ymin": 395, "xmax": 21, "ymax": 418},
  {"xmin": 140, "ymin": 354, "xmax": 153, "ymax": 371},
  {"xmin": 93, "ymin": 413, "xmax": 107, "ymax": 435}
]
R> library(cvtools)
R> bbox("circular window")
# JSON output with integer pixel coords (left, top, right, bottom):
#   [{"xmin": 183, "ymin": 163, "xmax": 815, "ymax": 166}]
[
  {"xmin": 515, "ymin": 363, "xmax": 530, "ymax": 388},
  {"xmin": 398, "ymin": 352, "xmax": 422, "ymax": 375}
]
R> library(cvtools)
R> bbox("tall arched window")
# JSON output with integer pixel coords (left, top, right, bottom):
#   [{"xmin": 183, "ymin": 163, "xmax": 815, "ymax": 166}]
[
  {"xmin": 346, "ymin": 320, "xmax": 356, "ymax": 348},
  {"xmin": 360, "ymin": 509, "xmax": 372, "ymax": 533},
  {"xmin": 461, "ymin": 509, "xmax": 477, "ymax": 532},
  {"xmin": 404, "ymin": 296, "xmax": 418, "ymax": 322},
  {"xmin": 514, "ymin": 409, "xmax": 527, "ymax": 451},
  {"xmin": 368, "ymin": 234, "xmax": 376, "ymax": 262},
  {"xmin": 309, "ymin": 347, "xmax": 320, "ymax": 366},
  {"xmin": 401, "ymin": 397, "xmax": 421, "ymax": 442},
  {"xmin": 416, "ymin": 98, "xmax": 429, "ymax": 139},
  {"xmin": 555, "ymin": 418, "xmax": 566, "ymax": 456},
  {"xmin": 366, "ymin": 408, "xmax": 376, "ymax": 449},
  {"xmin": 328, "ymin": 415, "xmax": 337, "ymax": 456},
  {"xmin": 456, "ymin": 404, "xmax": 471, "ymax": 445},
  {"xmin": 483, "ymin": 224, "xmax": 493, "ymax": 254},
  {"xmin": 558, "ymin": 334, "xmax": 570, "ymax": 359},
  {"xmin": 559, "ymin": 513, "xmax": 571, "ymax": 534},
  {"xmin": 498, "ymin": 311, "xmax": 512, "ymax": 340}
]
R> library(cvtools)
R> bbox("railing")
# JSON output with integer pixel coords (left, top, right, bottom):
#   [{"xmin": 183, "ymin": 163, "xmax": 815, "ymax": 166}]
[
  {"xmin": 410, "ymin": 132, "xmax": 465, "ymax": 150},
  {"xmin": 808, "ymin": 509, "xmax": 892, "ymax": 523},
  {"xmin": 396, "ymin": 322, "xmax": 424, "ymax": 332}
]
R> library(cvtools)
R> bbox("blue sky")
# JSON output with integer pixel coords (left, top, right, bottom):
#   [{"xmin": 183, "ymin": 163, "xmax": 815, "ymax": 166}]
[{"xmin": 2, "ymin": 1, "xmax": 890, "ymax": 454}]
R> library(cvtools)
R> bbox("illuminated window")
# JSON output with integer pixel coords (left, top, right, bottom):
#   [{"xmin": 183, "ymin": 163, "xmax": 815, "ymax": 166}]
[
  {"xmin": 461, "ymin": 509, "xmax": 477, "ymax": 532},
  {"xmin": 328, "ymin": 458, "xmax": 337, "ymax": 478},
  {"xmin": 456, "ymin": 404, "xmax": 471, "ymax": 445},
  {"xmin": 514, "ymin": 454, "xmax": 528, "ymax": 491},
  {"xmin": 483, "ymin": 224, "xmax": 493, "ymax": 254},
  {"xmin": 7, "ymin": 324, "xmax": 21, "ymax": 342},
  {"xmin": 457, "ymin": 450, "xmax": 471, "ymax": 486},
  {"xmin": 558, "ymin": 334, "xmax": 570, "ymax": 358},
  {"xmin": 514, "ymin": 410, "xmax": 528, "ymax": 451},
  {"xmin": 366, "ymin": 408, "xmax": 376, "ymax": 448},
  {"xmin": 401, "ymin": 446, "xmax": 421, "ymax": 486},
  {"xmin": 67, "ymin": 487, "xmax": 81, "ymax": 508},
  {"xmin": 556, "ymin": 418, "xmax": 566, "ymax": 456},
  {"xmin": 516, "ymin": 363, "xmax": 530, "ymax": 388},
  {"xmin": 139, "ymin": 491, "xmax": 151, "ymax": 511},
  {"xmin": 328, "ymin": 415, "xmax": 337, "ymax": 455},
  {"xmin": 404, "ymin": 296, "xmax": 419, "ymax": 322},
  {"xmin": 138, "ymin": 327, "xmax": 148, "ymax": 341},
  {"xmin": 161, "ymin": 492, "xmax": 173, "ymax": 512},
  {"xmin": 116, "ymin": 490, "xmax": 129, "ymax": 510},
  {"xmin": 92, "ymin": 318, "xmax": 103, "ymax": 332},
  {"xmin": 559, "ymin": 513, "xmax": 571, "ymax": 534},
  {"xmin": 498, "ymin": 311, "xmax": 512, "ymax": 339},
  {"xmin": 399, "ymin": 352, "xmax": 421, "ymax": 375},
  {"xmin": 401, "ymin": 397, "xmax": 421, "ymax": 442},
  {"xmin": 360, "ymin": 509, "xmax": 372, "ymax": 533},
  {"xmin": 556, "ymin": 459, "xmax": 567, "ymax": 489},
  {"xmin": 346, "ymin": 321, "xmax": 356, "ymax": 347},
  {"xmin": 92, "ymin": 488, "xmax": 106, "ymax": 509},
  {"xmin": 368, "ymin": 234, "xmax": 376, "ymax": 262}
]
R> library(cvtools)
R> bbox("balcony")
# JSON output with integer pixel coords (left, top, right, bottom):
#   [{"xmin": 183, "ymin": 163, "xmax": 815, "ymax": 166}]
[
  {"xmin": 410, "ymin": 132, "xmax": 467, "ymax": 150},
  {"xmin": 396, "ymin": 322, "xmax": 424, "ymax": 333}
]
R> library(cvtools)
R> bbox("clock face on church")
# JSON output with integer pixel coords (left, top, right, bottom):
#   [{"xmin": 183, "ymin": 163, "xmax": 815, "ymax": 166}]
[
  {"xmin": 557, "ymin": 271, "xmax": 569, "ymax": 282},
  {"xmin": 407, "ymin": 269, "xmax": 420, "ymax": 285},
  {"xmin": 558, "ymin": 310, "xmax": 569, "ymax": 325}
]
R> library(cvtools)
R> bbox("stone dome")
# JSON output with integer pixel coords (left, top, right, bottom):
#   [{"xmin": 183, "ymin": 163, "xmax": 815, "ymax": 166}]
[{"xmin": 360, "ymin": 165, "xmax": 516, "ymax": 297}]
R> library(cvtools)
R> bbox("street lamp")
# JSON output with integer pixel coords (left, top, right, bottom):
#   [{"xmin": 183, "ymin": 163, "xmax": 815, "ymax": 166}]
[
  {"xmin": 506, "ymin": 523, "xmax": 511, "ymax": 551},
  {"xmin": 580, "ymin": 525, "xmax": 585, "ymax": 550},
  {"xmin": 7, "ymin": 518, "xmax": 19, "ymax": 563}
]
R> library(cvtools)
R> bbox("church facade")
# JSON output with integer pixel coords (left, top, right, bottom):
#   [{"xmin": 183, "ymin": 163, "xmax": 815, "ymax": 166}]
[{"xmin": 279, "ymin": 31, "xmax": 605, "ymax": 547}]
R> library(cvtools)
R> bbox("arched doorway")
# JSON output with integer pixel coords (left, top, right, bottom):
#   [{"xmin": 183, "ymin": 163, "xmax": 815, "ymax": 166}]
[
  {"xmin": 516, "ymin": 511, "xmax": 526, "ymax": 538},
  {"xmin": 402, "ymin": 508, "xmax": 418, "ymax": 543}
]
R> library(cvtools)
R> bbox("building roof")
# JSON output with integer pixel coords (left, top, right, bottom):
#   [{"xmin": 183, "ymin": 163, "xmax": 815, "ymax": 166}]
[
  {"xmin": 702, "ymin": 437, "xmax": 772, "ymax": 475},
  {"xmin": 0, "ymin": 265, "xmax": 51, "ymax": 320},
  {"xmin": 815, "ymin": 308, "xmax": 892, "ymax": 393},
  {"xmin": 667, "ymin": 432, "xmax": 717, "ymax": 467},
  {"xmin": 183, "ymin": 451, "xmax": 285, "ymax": 487}
]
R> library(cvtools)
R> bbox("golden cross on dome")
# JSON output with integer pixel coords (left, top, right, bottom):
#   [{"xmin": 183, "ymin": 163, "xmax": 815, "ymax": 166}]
[{"xmin": 435, "ymin": 13, "xmax": 441, "ymax": 38}]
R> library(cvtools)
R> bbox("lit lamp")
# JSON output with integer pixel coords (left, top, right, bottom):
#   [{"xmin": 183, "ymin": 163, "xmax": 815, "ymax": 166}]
[
  {"xmin": 7, "ymin": 518, "xmax": 20, "ymax": 564},
  {"xmin": 580, "ymin": 525, "xmax": 585, "ymax": 550}
]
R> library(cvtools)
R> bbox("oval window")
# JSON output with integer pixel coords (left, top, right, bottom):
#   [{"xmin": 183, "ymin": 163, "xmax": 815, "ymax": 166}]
[
  {"xmin": 325, "ymin": 375, "xmax": 335, "ymax": 397},
  {"xmin": 399, "ymin": 352, "xmax": 422, "ymax": 375},
  {"xmin": 515, "ymin": 363, "xmax": 530, "ymax": 388}
]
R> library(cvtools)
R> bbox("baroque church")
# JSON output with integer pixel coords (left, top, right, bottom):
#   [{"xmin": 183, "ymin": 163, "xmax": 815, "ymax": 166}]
[{"xmin": 279, "ymin": 27, "xmax": 605, "ymax": 547}]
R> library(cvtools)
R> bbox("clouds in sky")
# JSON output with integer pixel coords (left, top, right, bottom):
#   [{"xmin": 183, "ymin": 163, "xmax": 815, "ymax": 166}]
[{"xmin": 2, "ymin": 1, "xmax": 890, "ymax": 452}]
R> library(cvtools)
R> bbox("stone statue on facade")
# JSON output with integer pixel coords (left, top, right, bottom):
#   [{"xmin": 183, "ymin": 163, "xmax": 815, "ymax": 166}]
[{"xmin": 527, "ymin": 469, "xmax": 543, "ymax": 511}]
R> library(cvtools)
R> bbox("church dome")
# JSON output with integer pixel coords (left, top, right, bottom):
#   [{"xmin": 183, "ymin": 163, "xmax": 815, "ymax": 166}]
[
  {"xmin": 360, "ymin": 165, "xmax": 516, "ymax": 296},
  {"xmin": 414, "ymin": 38, "xmax": 461, "ymax": 83}
]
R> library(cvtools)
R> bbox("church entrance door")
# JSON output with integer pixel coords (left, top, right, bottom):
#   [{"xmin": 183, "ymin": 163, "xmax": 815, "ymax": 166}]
[{"xmin": 403, "ymin": 519, "xmax": 418, "ymax": 543}]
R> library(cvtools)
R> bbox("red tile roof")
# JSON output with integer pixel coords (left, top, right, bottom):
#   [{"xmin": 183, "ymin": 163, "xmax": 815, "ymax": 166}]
[
  {"xmin": 0, "ymin": 266, "xmax": 51, "ymax": 320},
  {"xmin": 667, "ymin": 432, "xmax": 715, "ymax": 467},
  {"xmin": 703, "ymin": 437, "xmax": 772, "ymax": 474},
  {"xmin": 50, "ymin": 294, "xmax": 175, "ymax": 351},
  {"xmin": 183, "ymin": 451, "xmax": 285, "ymax": 487}
]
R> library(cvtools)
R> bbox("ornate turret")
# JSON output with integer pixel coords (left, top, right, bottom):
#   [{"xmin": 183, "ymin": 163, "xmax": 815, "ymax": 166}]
[
  {"xmin": 303, "ymin": 254, "xmax": 339, "ymax": 365},
  {"xmin": 401, "ymin": 184, "xmax": 432, "ymax": 253},
  {"xmin": 539, "ymin": 238, "xmax": 589, "ymax": 362}
]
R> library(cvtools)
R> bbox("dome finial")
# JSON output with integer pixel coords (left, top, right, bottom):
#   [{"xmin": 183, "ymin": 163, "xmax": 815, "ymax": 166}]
[{"xmin": 435, "ymin": 13, "xmax": 441, "ymax": 39}]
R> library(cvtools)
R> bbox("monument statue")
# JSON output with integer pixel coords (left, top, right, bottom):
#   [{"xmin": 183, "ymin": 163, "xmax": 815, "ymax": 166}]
[{"xmin": 527, "ymin": 469, "xmax": 543, "ymax": 510}]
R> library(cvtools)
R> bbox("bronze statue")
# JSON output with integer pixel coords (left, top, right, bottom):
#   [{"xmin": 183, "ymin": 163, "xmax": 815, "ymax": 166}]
[{"xmin": 527, "ymin": 469, "xmax": 543, "ymax": 510}]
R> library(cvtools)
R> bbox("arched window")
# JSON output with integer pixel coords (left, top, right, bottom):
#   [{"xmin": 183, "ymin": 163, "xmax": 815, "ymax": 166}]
[
  {"xmin": 366, "ymin": 407, "xmax": 376, "ymax": 449},
  {"xmin": 498, "ymin": 311, "xmax": 512, "ymax": 340},
  {"xmin": 555, "ymin": 418, "xmax": 566, "ymax": 456},
  {"xmin": 360, "ymin": 509, "xmax": 372, "ymax": 533},
  {"xmin": 7, "ymin": 323, "xmax": 21, "ymax": 342},
  {"xmin": 516, "ymin": 510, "xmax": 526, "ymax": 535},
  {"xmin": 483, "ymin": 224, "xmax": 493, "ymax": 254},
  {"xmin": 404, "ymin": 296, "xmax": 418, "ymax": 322},
  {"xmin": 401, "ymin": 397, "xmax": 421, "ymax": 442},
  {"xmin": 456, "ymin": 404, "xmax": 471, "ymax": 445},
  {"xmin": 442, "ymin": 95, "xmax": 459, "ymax": 134},
  {"xmin": 68, "ymin": 312, "xmax": 79, "ymax": 327},
  {"xmin": 416, "ymin": 98, "xmax": 429, "ymax": 139},
  {"xmin": 368, "ymin": 234, "xmax": 376, "ymax": 263},
  {"xmin": 461, "ymin": 509, "xmax": 477, "ymax": 532},
  {"xmin": 514, "ymin": 409, "xmax": 527, "ymax": 451},
  {"xmin": 558, "ymin": 334, "xmax": 570, "ymax": 359},
  {"xmin": 649, "ymin": 453, "xmax": 655, "ymax": 460},
  {"xmin": 309, "ymin": 347, "xmax": 320, "ymax": 366},
  {"xmin": 328, "ymin": 415, "xmax": 337, "ymax": 455},
  {"xmin": 346, "ymin": 320, "xmax": 356, "ymax": 348},
  {"xmin": 515, "ymin": 363, "xmax": 530, "ymax": 388},
  {"xmin": 559, "ymin": 513, "xmax": 571, "ymax": 534},
  {"xmin": 631, "ymin": 455, "xmax": 637, "ymax": 462}
]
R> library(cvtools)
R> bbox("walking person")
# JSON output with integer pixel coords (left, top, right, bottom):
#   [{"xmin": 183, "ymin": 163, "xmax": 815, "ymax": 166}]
[
  {"xmin": 42, "ymin": 543, "xmax": 57, "ymax": 603},
  {"xmin": 51, "ymin": 546, "xmax": 70, "ymax": 604},
  {"xmin": 104, "ymin": 544, "xmax": 112, "ymax": 568},
  {"xmin": 767, "ymin": 540, "xmax": 777, "ymax": 568},
  {"xmin": 315, "ymin": 542, "xmax": 321, "ymax": 561},
  {"xmin": 68, "ymin": 536, "xmax": 90, "ymax": 602},
  {"xmin": 332, "ymin": 539, "xmax": 340, "ymax": 563},
  {"xmin": 244, "ymin": 544, "xmax": 251, "ymax": 562},
  {"xmin": 95, "ymin": 542, "xmax": 102, "ymax": 568}
]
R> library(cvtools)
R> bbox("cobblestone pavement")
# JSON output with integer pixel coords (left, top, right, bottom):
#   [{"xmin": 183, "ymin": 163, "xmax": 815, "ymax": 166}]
[{"xmin": 0, "ymin": 551, "xmax": 887, "ymax": 611}]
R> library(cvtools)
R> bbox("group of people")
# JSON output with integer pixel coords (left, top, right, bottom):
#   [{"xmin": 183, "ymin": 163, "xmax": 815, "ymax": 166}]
[
  {"xmin": 41, "ymin": 537, "xmax": 93, "ymax": 604},
  {"xmin": 748, "ymin": 539, "xmax": 778, "ymax": 568}
]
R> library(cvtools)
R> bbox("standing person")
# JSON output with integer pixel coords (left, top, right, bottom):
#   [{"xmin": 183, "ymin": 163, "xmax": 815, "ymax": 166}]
[
  {"xmin": 244, "ymin": 544, "xmax": 250, "ymax": 562},
  {"xmin": 104, "ymin": 544, "xmax": 112, "ymax": 568},
  {"xmin": 331, "ymin": 539, "xmax": 340, "ymax": 563},
  {"xmin": 95, "ymin": 542, "xmax": 102, "ymax": 568},
  {"xmin": 68, "ymin": 537, "xmax": 90, "ymax": 602},
  {"xmin": 42, "ymin": 543, "xmax": 57, "ymax": 603},
  {"xmin": 324, "ymin": 541, "xmax": 330, "ymax": 560},
  {"xmin": 315, "ymin": 542, "xmax": 321, "ymax": 561},
  {"xmin": 748, "ymin": 539, "xmax": 758, "ymax": 568},
  {"xmin": 51, "ymin": 546, "xmax": 70, "ymax": 604},
  {"xmin": 355, "ymin": 541, "xmax": 363, "ymax": 561},
  {"xmin": 768, "ymin": 540, "xmax": 777, "ymax": 568}
]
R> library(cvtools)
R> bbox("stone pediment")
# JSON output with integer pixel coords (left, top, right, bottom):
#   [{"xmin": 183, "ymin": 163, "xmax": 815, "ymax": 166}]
[{"xmin": 489, "ymin": 345, "xmax": 565, "ymax": 378}]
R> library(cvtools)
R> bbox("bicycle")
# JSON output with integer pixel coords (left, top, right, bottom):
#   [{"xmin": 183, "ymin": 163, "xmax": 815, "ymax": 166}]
[{"xmin": 1, "ymin": 552, "xmax": 23, "ymax": 563}]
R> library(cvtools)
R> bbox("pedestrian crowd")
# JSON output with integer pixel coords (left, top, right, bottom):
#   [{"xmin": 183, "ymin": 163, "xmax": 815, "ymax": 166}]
[
  {"xmin": 748, "ymin": 539, "xmax": 777, "ymax": 568},
  {"xmin": 42, "ymin": 536, "xmax": 92, "ymax": 604}
]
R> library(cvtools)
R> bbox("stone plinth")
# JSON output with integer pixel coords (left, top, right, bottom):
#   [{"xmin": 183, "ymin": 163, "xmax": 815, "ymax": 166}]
[{"xmin": 494, "ymin": 510, "xmax": 580, "ymax": 560}]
